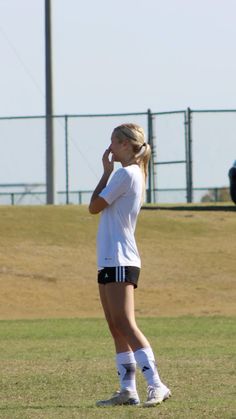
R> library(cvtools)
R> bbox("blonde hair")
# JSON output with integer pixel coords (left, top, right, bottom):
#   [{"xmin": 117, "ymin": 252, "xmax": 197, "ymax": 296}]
[{"xmin": 113, "ymin": 123, "xmax": 151, "ymax": 202}]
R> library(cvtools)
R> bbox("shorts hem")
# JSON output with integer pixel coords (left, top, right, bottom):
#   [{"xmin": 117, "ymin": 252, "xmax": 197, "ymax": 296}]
[{"xmin": 97, "ymin": 266, "xmax": 140, "ymax": 289}]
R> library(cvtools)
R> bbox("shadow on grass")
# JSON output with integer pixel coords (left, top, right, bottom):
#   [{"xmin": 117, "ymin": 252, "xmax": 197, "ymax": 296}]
[{"xmin": 142, "ymin": 205, "xmax": 236, "ymax": 212}]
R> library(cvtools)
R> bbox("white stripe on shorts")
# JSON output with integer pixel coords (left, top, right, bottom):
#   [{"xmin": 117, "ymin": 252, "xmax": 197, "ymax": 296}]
[
  {"xmin": 116, "ymin": 266, "xmax": 125, "ymax": 282},
  {"xmin": 115, "ymin": 267, "xmax": 126, "ymax": 283},
  {"xmin": 122, "ymin": 266, "xmax": 125, "ymax": 282}
]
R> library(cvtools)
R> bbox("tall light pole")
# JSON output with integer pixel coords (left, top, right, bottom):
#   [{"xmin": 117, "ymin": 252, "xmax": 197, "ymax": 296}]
[{"xmin": 45, "ymin": 0, "xmax": 56, "ymax": 204}]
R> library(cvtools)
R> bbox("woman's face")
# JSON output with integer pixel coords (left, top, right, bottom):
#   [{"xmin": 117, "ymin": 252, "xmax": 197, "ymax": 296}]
[{"xmin": 110, "ymin": 134, "xmax": 127, "ymax": 162}]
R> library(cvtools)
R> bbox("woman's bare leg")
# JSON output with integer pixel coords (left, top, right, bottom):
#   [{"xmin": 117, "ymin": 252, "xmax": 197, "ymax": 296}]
[
  {"xmin": 98, "ymin": 282, "xmax": 169, "ymax": 405},
  {"xmin": 99, "ymin": 284, "xmax": 131, "ymax": 353},
  {"xmin": 100, "ymin": 282, "xmax": 150, "ymax": 352}
]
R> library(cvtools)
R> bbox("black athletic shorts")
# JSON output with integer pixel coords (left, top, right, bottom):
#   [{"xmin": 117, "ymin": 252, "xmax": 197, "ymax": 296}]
[{"xmin": 97, "ymin": 266, "xmax": 140, "ymax": 289}]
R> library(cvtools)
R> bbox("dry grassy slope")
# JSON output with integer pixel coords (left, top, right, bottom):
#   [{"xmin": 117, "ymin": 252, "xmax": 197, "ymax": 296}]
[{"xmin": 0, "ymin": 205, "xmax": 235, "ymax": 319}]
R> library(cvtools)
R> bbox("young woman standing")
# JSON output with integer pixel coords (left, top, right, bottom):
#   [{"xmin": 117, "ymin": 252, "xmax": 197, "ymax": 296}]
[{"xmin": 89, "ymin": 123, "xmax": 171, "ymax": 407}]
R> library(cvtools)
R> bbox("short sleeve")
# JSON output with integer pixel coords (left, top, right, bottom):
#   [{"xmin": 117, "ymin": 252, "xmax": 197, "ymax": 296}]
[{"xmin": 99, "ymin": 168, "xmax": 131, "ymax": 205}]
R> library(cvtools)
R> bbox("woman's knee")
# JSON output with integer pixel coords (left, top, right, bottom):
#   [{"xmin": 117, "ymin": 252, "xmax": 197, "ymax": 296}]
[{"xmin": 111, "ymin": 315, "xmax": 137, "ymax": 337}]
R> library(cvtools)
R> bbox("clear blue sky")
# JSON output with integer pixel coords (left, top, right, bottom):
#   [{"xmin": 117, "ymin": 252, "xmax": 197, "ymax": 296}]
[
  {"xmin": 1, "ymin": 0, "xmax": 236, "ymax": 116},
  {"xmin": 0, "ymin": 0, "xmax": 236, "ymax": 200}
]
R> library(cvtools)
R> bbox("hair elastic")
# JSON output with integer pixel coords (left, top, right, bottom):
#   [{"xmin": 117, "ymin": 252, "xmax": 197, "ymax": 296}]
[{"xmin": 135, "ymin": 143, "xmax": 146, "ymax": 158}]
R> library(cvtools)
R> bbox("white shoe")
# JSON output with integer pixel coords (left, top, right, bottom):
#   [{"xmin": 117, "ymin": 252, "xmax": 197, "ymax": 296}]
[
  {"xmin": 96, "ymin": 389, "xmax": 140, "ymax": 407},
  {"xmin": 143, "ymin": 384, "xmax": 171, "ymax": 407}
]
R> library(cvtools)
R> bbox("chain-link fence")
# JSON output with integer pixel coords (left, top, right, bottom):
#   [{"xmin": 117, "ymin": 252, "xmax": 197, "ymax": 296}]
[{"xmin": 0, "ymin": 108, "xmax": 235, "ymax": 205}]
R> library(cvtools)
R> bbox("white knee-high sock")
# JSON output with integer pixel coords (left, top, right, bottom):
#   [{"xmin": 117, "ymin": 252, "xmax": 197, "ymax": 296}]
[
  {"xmin": 116, "ymin": 351, "xmax": 137, "ymax": 392},
  {"xmin": 134, "ymin": 347, "xmax": 162, "ymax": 387}
]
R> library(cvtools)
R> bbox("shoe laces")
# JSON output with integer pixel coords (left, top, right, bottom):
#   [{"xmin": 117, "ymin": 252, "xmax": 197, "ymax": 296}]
[{"xmin": 147, "ymin": 385, "xmax": 159, "ymax": 400}]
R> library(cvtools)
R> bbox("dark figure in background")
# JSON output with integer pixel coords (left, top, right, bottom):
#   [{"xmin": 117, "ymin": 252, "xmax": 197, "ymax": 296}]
[{"xmin": 228, "ymin": 161, "xmax": 236, "ymax": 204}]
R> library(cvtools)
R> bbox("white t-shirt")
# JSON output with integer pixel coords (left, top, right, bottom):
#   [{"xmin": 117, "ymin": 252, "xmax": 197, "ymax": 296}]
[{"xmin": 97, "ymin": 164, "xmax": 143, "ymax": 268}]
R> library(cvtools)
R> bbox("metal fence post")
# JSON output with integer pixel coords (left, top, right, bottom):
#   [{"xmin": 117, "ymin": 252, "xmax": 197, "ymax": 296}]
[
  {"xmin": 185, "ymin": 107, "xmax": 193, "ymax": 203},
  {"xmin": 65, "ymin": 116, "xmax": 69, "ymax": 205},
  {"xmin": 45, "ymin": 0, "xmax": 56, "ymax": 205},
  {"xmin": 147, "ymin": 109, "xmax": 154, "ymax": 203}
]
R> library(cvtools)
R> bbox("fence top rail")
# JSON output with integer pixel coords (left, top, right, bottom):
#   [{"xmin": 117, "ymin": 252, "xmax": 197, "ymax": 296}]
[
  {"xmin": 1, "ymin": 108, "xmax": 236, "ymax": 121},
  {"xmin": 0, "ymin": 111, "xmax": 148, "ymax": 121},
  {"xmin": 152, "ymin": 110, "xmax": 186, "ymax": 116},
  {"xmin": 0, "ymin": 110, "xmax": 186, "ymax": 120},
  {"xmin": 191, "ymin": 109, "xmax": 236, "ymax": 113},
  {"xmin": 66, "ymin": 111, "xmax": 148, "ymax": 118}
]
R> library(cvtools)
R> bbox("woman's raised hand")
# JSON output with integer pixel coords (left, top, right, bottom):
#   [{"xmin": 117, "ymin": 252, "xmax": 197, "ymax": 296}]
[{"xmin": 102, "ymin": 147, "xmax": 114, "ymax": 175}]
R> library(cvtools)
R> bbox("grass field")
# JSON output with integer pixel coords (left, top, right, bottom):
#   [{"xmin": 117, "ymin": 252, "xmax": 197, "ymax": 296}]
[
  {"xmin": 0, "ymin": 205, "xmax": 235, "ymax": 319},
  {"xmin": 0, "ymin": 205, "xmax": 236, "ymax": 418},
  {"xmin": 0, "ymin": 317, "xmax": 235, "ymax": 419}
]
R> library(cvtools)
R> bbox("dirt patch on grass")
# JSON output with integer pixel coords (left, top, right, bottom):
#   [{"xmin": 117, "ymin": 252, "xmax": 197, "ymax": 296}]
[{"xmin": 0, "ymin": 206, "xmax": 235, "ymax": 319}]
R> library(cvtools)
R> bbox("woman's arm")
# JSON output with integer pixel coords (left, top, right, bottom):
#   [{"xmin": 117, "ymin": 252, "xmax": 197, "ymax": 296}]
[
  {"xmin": 89, "ymin": 148, "xmax": 114, "ymax": 214},
  {"xmin": 89, "ymin": 172, "xmax": 110, "ymax": 214}
]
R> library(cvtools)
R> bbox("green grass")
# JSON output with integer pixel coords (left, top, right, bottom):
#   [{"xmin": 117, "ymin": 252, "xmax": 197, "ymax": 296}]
[
  {"xmin": 1, "ymin": 205, "xmax": 236, "ymax": 319},
  {"xmin": 0, "ymin": 205, "xmax": 236, "ymax": 418},
  {"xmin": 0, "ymin": 317, "xmax": 235, "ymax": 418}
]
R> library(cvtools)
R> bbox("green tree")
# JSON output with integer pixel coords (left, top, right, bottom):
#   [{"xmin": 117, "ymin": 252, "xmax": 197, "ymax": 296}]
[{"xmin": 201, "ymin": 187, "xmax": 231, "ymax": 202}]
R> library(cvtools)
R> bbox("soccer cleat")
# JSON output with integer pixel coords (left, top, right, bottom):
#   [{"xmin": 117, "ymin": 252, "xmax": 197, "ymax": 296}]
[
  {"xmin": 96, "ymin": 389, "xmax": 140, "ymax": 407},
  {"xmin": 143, "ymin": 384, "xmax": 171, "ymax": 407}
]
